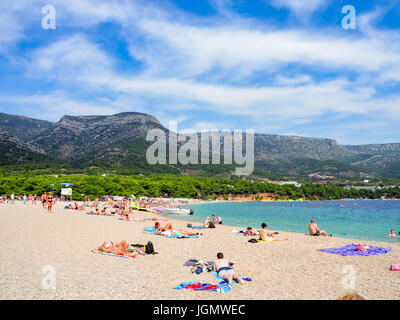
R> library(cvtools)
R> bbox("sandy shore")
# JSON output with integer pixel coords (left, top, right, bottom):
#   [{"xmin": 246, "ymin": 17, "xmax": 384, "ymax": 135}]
[{"xmin": 0, "ymin": 202, "xmax": 399, "ymax": 300}]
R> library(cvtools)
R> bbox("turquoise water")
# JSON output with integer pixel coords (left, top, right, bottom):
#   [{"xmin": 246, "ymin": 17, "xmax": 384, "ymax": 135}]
[{"xmin": 174, "ymin": 200, "xmax": 400, "ymax": 243}]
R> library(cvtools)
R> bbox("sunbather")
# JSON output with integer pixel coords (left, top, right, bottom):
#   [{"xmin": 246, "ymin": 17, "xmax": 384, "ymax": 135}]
[
  {"xmin": 98, "ymin": 240, "xmax": 136, "ymax": 257},
  {"xmin": 154, "ymin": 222, "xmax": 198, "ymax": 237},
  {"xmin": 213, "ymin": 252, "xmax": 244, "ymax": 285}
]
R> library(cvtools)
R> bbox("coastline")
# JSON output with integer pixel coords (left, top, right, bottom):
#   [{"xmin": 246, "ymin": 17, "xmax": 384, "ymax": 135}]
[{"xmin": 0, "ymin": 202, "xmax": 399, "ymax": 300}]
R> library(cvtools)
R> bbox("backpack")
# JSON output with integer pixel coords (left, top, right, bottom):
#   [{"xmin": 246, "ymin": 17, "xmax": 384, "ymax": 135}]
[
  {"xmin": 144, "ymin": 241, "xmax": 154, "ymax": 254},
  {"xmin": 208, "ymin": 221, "xmax": 216, "ymax": 229}
]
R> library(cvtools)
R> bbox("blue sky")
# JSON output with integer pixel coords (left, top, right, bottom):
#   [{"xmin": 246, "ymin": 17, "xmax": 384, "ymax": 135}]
[{"xmin": 0, "ymin": 0, "xmax": 399, "ymax": 145}]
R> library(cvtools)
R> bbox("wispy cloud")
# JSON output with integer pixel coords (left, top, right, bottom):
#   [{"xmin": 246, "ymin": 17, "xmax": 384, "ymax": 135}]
[{"xmin": 0, "ymin": 0, "xmax": 399, "ymax": 144}]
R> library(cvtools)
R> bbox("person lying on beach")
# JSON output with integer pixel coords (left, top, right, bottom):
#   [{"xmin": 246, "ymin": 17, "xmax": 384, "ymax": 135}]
[
  {"xmin": 98, "ymin": 240, "xmax": 136, "ymax": 257},
  {"xmin": 389, "ymin": 230, "xmax": 396, "ymax": 238},
  {"xmin": 213, "ymin": 252, "xmax": 244, "ymax": 285},
  {"xmin": 260, "ymin": 223, "xmax": 288, "ymax": 241},
  {"xmin": 308, "ymin": 220, "xmax": 330, "ymax": 236}
]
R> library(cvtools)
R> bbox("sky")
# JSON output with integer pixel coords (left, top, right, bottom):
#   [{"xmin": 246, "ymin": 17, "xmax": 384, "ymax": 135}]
[{"xmin": 0, "ymin": 0, "xmax": 399, "ymax": 145}]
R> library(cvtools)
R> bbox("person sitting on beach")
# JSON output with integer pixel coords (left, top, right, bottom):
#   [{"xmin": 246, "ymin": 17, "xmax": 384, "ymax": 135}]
[
  {"xmin": 389, "ymin": 230, "xmax": 396, "ymax": 238},
  {"xmin": 213, "ymin": 252, "xmax": 244, "ymax": 285},
  {"xmin": 217, "ymin": 215, "xmax": 222, "ymax": 224},
  {"xmin": 212, "ymin": 215, "xmax": 218, "ymax": 225},
  {"xmin": 308, "ymin": 220, "xmax": 330, "ymax": 236},
  {"xmin": 204, "ymin": 217, "xmax": 210, "ymax": 228}
]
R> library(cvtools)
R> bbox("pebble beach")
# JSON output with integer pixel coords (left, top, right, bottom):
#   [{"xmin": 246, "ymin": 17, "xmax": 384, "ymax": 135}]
[{"xmin": 1, "ymin": 202, "xmax": 399, "ymax": 300}]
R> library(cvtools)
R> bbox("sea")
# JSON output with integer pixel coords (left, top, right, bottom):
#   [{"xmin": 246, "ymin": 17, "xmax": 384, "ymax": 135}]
[{"xmin": 173, "ymin": 200, "xmax": 400, "ymax": 243}]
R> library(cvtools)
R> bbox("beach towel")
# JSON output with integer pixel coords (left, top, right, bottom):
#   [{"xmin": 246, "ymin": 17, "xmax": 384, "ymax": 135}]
[
  {"xmin": 174, "ymin": 281, "xmax": 231, "ymax": 294},
  {"xmin": 191, "ymin": 226, "xmax": 205, "ymax": 229},
  {"xmin": 232, "ymin": 230, "xmax": 245, "ymax": 233},
  {"xmin": 211, "ymin": 271, "xmax": 252, "ymax": 283},
  {"xmin": 318, "ymin": 244, "xmax": 392, "ymax": 256},
  {"xmin": 143, "ymin": 227, "xmax": 198, "ymax": 238}
]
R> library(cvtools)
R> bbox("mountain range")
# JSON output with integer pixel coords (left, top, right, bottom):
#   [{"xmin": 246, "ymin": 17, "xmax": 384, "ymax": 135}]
[{"xmin": 0, "ymin": 112, "xmax": 399, "ymax": 180}]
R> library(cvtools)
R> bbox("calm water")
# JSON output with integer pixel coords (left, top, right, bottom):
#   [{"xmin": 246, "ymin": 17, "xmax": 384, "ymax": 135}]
[{"xmin": 174, "ymin": 200, "xmax": 400, "ymax": 243}]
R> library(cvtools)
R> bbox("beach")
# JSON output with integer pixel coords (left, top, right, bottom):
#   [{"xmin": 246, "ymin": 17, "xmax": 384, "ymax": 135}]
[{"xmin": 0, "ymin": 202, "xmax": 399, "ymax": 300}]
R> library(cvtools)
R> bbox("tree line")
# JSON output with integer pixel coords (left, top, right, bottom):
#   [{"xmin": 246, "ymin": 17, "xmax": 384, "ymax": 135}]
[{"xmin": 0, "ymin": 175, "xmax": 399, "ymax": 201}]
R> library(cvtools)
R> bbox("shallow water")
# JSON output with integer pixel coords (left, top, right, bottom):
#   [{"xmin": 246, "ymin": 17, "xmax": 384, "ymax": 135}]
[{"xmin": 173, "ymin": 200, "xmax": 400, "ymax": 243}]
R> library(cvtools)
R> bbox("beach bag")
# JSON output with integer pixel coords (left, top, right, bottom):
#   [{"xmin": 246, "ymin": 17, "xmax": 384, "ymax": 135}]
[
  {"xmin": 144, "ymin": 241, "xmax": 154, "ymax": 254},
  {"xmin": 208, "ymin": 221, "xmax": 216, "ymax": 229},
  {"xmin": 187, "ymin": 223, "xmax": 192, "ymax": 228}
]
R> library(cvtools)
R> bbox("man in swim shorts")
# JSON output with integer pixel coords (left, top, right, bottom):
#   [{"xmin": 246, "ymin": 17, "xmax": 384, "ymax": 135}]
[
  {"xmin": 309, "ymin": 219, "xmax": 329, "ymax": 236},
  {"xmin": 213, "ymin": 252, "xmax": 244, "ymax": 285}
]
